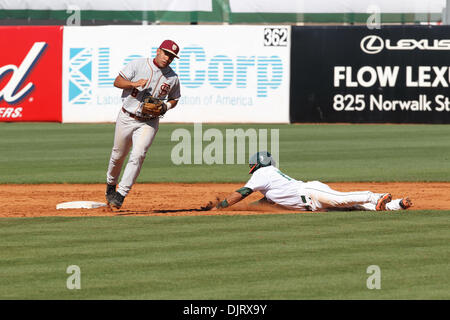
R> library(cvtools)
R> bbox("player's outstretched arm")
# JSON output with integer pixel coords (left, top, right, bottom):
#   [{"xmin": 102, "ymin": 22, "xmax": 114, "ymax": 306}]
[
  {"xmin": 213, "ymin": 192, "xmax": 244, "ymax": 210},
  {"xmin": 213, "ymin": 187, "xmax": 253, "ymax": 210}
]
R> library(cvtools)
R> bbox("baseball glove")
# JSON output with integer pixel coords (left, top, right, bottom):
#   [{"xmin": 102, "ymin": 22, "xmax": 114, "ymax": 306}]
[{"xmin": 141, "ymin": 96, "xmax": 167, "ymax": 118}]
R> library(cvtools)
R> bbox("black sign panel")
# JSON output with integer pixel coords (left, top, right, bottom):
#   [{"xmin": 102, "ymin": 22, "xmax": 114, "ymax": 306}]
[{"xmin": 290, "ymin": 26, "xmax": 450, "ymax": 123}]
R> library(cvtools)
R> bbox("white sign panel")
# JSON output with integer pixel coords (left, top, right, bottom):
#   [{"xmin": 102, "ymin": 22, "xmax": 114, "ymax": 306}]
[
  {"xmin": 2, "ymin": 0, "xmax": 213, "ymax": 11},
  {"xmin": 62, "ymin": 25, "xmax": 290, "ymax": 123},
  {"xmin": 229, "ymin": 0, "xmax": 446, "ymax": 13}
]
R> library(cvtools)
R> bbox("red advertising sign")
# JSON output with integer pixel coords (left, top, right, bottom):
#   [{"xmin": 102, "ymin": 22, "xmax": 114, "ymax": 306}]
[{"xmin": 0, "ymin": 26, "xmax": 63, "ymax": 122}]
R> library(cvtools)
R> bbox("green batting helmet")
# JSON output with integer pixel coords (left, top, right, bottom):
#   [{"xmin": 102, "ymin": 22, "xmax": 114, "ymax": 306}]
[{"xmin": 249, "ymin": 151, "xmax": 276, "ymax": 174}]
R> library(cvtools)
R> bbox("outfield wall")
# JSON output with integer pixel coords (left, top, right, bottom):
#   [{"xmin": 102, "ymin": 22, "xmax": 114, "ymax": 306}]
[
  {"xmin": 0, "ymin": 25, "xmax": 290, "ymax": 123},
  {"xmin": 1, "ymin": 25, "xmax": 450, "ymax": 124}
]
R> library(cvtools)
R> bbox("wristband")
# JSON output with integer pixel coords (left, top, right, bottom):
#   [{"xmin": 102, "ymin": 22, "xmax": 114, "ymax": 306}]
[
  {"xmin": 216, "ymin": 199, "xmax": 229, "ymax": 209},
  {"xmin": 236, "ymin": 187, "xmax": 253, "ymax": 198},
  {"xmin": 165, "ymin": 101, "xmax": 173, "ymax": 110}
]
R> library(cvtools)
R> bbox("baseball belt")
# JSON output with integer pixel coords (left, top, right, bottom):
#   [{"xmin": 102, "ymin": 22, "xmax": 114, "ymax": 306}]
[
  {"xmin": 300, "ymin": 195, "xmax": 313, "ymax": 211},
  {"xmin": 122, "ymin": 107, "xmax": 154, "ymax": 122}
]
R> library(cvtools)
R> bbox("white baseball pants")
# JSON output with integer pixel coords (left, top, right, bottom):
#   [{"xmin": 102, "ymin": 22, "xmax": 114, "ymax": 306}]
[
  {"xmin": 300, "ymin": 181, "xmax": 403, "ymax": 211},
  {"xmin": 106, "ymin": 109, "xmax": 159, "ymax": 197}
]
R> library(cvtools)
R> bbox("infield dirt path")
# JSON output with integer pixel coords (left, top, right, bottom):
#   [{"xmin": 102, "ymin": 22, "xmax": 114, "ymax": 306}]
[{"xmin": 0, "ymin": 182, "xmax": 448, "ymax": 217}]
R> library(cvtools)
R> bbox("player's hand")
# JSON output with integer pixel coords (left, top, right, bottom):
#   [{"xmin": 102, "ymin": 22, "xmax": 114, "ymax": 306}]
[
  {"xmin": 201, "ymin": 200, "xmax": 219, "ymax": 211},
  {"xmin": 133, "ymin": 79, "xmax": 148, "ymax": 89}
]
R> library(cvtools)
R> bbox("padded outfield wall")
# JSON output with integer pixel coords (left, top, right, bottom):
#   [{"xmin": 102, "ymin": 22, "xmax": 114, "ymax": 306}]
[
  {"xmin": 1, "ymin": 24, "xmax": 450, "ymax": 124},
  {"xmin": 0, "ymin": 25, "xmax": 291, "ymax": 123}
]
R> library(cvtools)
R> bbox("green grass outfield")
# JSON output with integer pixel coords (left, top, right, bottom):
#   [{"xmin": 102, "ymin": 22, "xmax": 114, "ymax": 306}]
[
  {"xmin": 0, "ymin": 213, "xmax": 448, "ymax": 300},
  {"xmin": 1, "ymin": 123, "xmax": 450, "ymax": 183},
  {"xmin": 0, "ymin": 123, "xmax": 449, "ymax": 300}
]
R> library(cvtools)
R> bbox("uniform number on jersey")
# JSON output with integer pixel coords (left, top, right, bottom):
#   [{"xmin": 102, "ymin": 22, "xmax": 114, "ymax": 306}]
[
  {"xmin": 264, "ymin": 28, "xmax": 288, "ymax": 47},
  {"xmin": 277, "ymin": 169, "xmax": 292, "ymax": 180}
]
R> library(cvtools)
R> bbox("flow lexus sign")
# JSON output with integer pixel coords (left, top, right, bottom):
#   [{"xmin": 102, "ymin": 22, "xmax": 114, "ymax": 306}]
[{"xmin": 290, "ymin": 26, "xmax": 450, "ymax": 123}]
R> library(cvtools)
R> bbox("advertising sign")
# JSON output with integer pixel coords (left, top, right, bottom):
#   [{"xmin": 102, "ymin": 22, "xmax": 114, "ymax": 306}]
[
  {"xmin": 0, "ymin": 26, "xmax": 63, "ymax": 122},
  {"xmin": 62, "ymin": 25, "xmax": 290, "ymax": 123},
  {"xmin": 290, "ymin": 26, "xmax": 450, "ymax": 123}
]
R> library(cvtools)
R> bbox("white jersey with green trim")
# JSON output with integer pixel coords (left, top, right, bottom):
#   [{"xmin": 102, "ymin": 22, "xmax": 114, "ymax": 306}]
[
  {"xmin": 244, "ymin": 165, "xmax": 406, "ymax": 212},
  {"xmin": 119, "ymin": 58, "xmax": 181, "ymax": 118},
  {"xmin": 244, "ymin": 166, "xmax": 307, "ymax": 209}
]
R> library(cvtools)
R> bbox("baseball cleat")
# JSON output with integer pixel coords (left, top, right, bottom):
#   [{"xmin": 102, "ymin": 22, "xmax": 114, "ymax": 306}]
[
  {"xmin": 376, "ymin": 193, "xmax": 392, "ymax": 211},
  {"xmin": 105, "ymin": 184, "xmax": 116, "ymax": 204},
  {"xmin": 109, "ymin": 191, "xmax": 125, "ymax": 209},
  {"xmin": 399, "ymin": 197, "xmax": 412, "ymax": 209}
]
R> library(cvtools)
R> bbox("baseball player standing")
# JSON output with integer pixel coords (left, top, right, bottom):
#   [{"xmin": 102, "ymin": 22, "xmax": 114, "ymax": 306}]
[
  {"xmin": 208, "ymin": 151, "xmax": 412, "ymax": 212},
  {"xmin": 105, "ymin": 40, "xmax": 181, "ymax": 209}
]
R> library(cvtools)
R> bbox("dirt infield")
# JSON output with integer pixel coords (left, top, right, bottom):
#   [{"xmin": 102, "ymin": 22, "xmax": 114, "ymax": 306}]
[{"xmin": 0, "ymin": 182, "xmax": 448, "ymax": 218}]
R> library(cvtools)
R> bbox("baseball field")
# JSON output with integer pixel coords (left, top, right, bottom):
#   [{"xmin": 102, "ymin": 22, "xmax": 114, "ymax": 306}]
[{"xmin": 0, "ymin": 123, "xmax": 449, "ymax": 299}]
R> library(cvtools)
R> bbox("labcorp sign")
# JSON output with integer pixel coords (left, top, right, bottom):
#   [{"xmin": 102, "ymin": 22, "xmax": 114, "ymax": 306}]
[{"xmin": 62, "ymin": 25, "xmax": 290, "ymax": 123}]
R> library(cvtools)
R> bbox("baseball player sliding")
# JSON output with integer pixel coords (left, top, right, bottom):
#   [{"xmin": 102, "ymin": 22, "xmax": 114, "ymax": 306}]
[
  {"xmin": 105, "ymin": 40, "xmax": 181, "ymax": 209},
  {"xmin": 205, "ymin": 151, "xmax": 412, "ymax": 212}
]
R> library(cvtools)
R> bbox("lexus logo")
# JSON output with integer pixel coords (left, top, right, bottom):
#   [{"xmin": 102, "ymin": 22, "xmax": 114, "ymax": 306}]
[
  {"xmin": 360, "ymin": 35, "xmax": 384, "ymax": 54},
  {"xmin": 361, "ymin": 35, "xmax": 450, "ymax": 54}
]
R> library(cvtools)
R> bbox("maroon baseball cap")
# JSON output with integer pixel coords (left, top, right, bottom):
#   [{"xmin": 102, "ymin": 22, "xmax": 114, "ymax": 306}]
[{"xmin": 159, "ymin": 40, "xmax": 180, "ymax": 58}]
